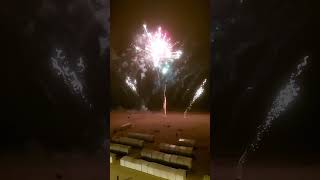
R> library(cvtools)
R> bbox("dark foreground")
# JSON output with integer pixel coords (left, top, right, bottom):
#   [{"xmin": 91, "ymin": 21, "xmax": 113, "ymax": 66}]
[
  {"xmin": 213, "ymin": 158, "xmax": 320, "ymax": 180},
  {"xmin": 0, "ymin": 151, "xmax": 107, "ymax": 180}
]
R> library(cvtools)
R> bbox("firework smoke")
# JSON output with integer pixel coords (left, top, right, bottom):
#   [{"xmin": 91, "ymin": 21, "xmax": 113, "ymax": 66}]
[
  {"xmin": 236, "ymin": 56, "xmax": 309, "ymax": 179},
  {"xmin": 184, "ymin": 79, "xmax": 207, "ymax": 118}
]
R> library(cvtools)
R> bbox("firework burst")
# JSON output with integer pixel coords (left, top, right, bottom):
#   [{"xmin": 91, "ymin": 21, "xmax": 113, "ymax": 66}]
[{"xmin": 133, "ymin": 24, "xmax": 183, "ymax": 76}]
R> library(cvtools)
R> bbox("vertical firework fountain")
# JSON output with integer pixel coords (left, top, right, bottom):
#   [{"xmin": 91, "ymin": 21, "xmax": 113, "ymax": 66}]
[
  {"xmin": 236, "ymin": 56, "xmax": 309, "ymax": 179},
  {"xmin": 163, "ymin": 84, "xmax": 167, "ymax": 116},
  {"xmin": 122, "ymin": 24, "xmax": 207, "ymax": 116},
  {"xmin": 129, "ymin": 24, "xmax": 183, "ymax": 114}
]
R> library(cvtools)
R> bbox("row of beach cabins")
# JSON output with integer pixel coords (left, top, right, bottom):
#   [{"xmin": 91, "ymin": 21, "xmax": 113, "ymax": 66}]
[{"xmin": 110, "ymin": 131, "xmax": 209, "ymax": 180}]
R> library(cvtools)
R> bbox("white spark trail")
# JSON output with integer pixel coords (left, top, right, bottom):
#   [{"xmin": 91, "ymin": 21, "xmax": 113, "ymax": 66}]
[
  {"xmin": 184, "ymin": 79, "xmax": 207, "ymax": 118},
  {"xmin": 51, "ymin": 48, "xmax": 87, "ymax": 100},
  {"xmin": 125, "ymin": 76, "xmax": 138, "ymax": 95},
  {"xmin": 236, "ymin": 56, "xmax": 309, "ymax": 179}
]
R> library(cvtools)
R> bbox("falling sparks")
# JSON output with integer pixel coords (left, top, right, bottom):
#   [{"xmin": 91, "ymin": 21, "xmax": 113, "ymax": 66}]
[
  {"xmin": 236, "ymin": 56, "xmax": 309, "ymax": 179},
  {"xmin": 184, "ymin": 79, "xmax": 207, "ymax": 118},
  {"xmin": 192, "ymin": 79, "xmax": 207, "ymax": 104},
  {"xmin": 77, "ymin": 57, "xmax": 85, "ymax": 72},
  {"xmin": 133, "ymin": 24, "xmax": 183, "ymax": 74},
  {"xmin": 51, "ymin": 48, "xmax": 87, "ymax": 101},
  {"xmin": 125, "ymin": 76, "xmax": 138, "ymax": 95}
]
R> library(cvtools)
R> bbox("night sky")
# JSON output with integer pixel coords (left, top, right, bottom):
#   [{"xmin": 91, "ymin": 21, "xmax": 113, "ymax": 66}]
[
  {"xmin": 1, "ymin": 0, "xmax": 320, "ymax": 179},
  {"xmin": 211, "ymin": 0, "xmax": 320, "ymax": 161},
  {"xmin": 1, "ymin": 0, "xmax": 108, "ymax": 152},
  {"xmin": 110, "ymin": 0, "xmax": 210, "ymax": 111}
]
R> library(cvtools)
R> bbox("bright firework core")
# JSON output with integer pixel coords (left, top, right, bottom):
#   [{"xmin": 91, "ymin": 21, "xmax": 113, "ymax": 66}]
[
  {"xmin": 134, "ymin": 24, "xmax": 183, "ymax": 73},
  {"xmin": 125, "ymin": 76, "xmax": 138, "ymax": 95}
]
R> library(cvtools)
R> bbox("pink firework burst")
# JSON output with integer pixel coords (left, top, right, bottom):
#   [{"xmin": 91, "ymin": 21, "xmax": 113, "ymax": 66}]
[{"xmin": 134, "ymin": 24, "xmax": 182, "ymax": 70}]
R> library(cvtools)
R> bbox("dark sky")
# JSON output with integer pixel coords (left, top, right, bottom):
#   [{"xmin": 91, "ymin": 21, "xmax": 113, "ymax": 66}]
[
  {"xmin": 1, "ymin": 1, "xmax": 319, "ymax": 179},
  {"xmin": 0, "ymin": 0, "xmax": 108, "ymax": 152},
  {"xmin": 111, "ymin": 0, "xmax": 210, "ymax": 53},
  {"xmin": 211, "ymin": 0, "xmax": 320, "ymax": 160}
]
